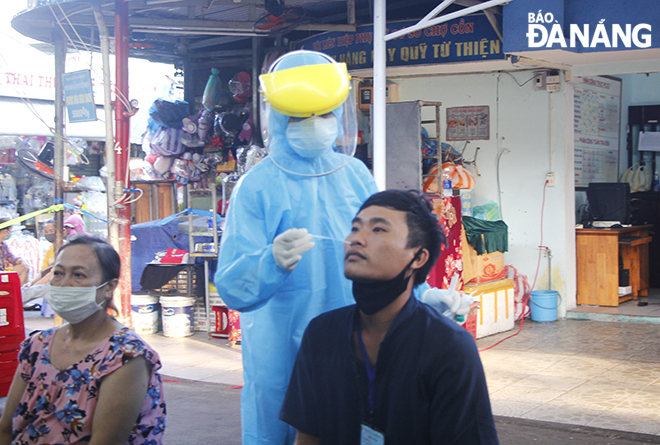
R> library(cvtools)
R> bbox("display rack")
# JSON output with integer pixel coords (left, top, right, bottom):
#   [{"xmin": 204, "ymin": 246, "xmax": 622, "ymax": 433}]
[
  {"xmin": 419, "ymin": 101, "xmax": 444, "ymax": 194},
  {"xmin": 186, "ymin": 185, "xmax": 220, "ymax": 333}
]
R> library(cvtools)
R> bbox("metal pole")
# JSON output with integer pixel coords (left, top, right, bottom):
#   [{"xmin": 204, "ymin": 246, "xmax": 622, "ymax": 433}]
[
  {"xmin": 53, "ymin": 27, "xmax": 66, "ymax": 327},
  {"xmin": 91, "ymin": 4, "xmax": 118, "ymax": 253},
  {"xmin": 115, "ymin": 0, "xmax": 132, "ymax": 325},
  {"xmin": 372, "ymin": 0, "xmax": 386, "ymax": 191},
  {"xmin": 252, "ymin": 36, "xmax": 261, "ymax": 146}
]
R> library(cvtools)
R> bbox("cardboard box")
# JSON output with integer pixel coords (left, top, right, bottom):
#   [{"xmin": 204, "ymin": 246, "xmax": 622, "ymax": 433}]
[
  {"xmin": 464, "ymin": 245, "xmax": 505, "ymax": 284},
  {"xmin": 464, "ymin": 279, "xmax": 515, "ymax": 338}
]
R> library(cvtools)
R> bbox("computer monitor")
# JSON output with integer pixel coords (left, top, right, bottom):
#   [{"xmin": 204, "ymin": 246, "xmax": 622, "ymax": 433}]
[{"xmin": 586, "ymin": 182, "xmax": 631, "ymax": 224}]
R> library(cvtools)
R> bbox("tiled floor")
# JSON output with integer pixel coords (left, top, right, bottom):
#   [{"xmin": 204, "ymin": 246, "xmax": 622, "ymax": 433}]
[
  {"xmin": 23, "ymin": 289, "xmax": 660, "ymax": 436},
  {"xmin": 477, "ymin": 311, "xmax": 660, "ymax": 436}
]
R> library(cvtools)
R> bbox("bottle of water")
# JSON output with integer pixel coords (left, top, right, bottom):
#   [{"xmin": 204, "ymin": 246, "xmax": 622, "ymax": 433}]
[
  {"xmin": 6, "ymin": 175, "xmax": 15, "ymax": 201},
  {"xmin": 442, "ymin": 166, "xmax": 453, "ymax": 197}
]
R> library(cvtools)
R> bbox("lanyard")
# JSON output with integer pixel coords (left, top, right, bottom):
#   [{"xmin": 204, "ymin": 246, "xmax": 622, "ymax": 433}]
[{"xmin": 356, "ymin": 322, "xmax": 377, "ymax": 414}]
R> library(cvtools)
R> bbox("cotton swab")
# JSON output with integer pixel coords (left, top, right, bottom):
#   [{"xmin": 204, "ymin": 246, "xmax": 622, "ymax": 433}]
[{"xmin": 310, "ymin": 234, "xmax": 351, "ymax": 245}]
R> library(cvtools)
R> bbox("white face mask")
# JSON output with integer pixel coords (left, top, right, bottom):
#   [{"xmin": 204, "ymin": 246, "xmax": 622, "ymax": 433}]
[
  {"xmin": 285, "ymin": 115, "xmax": 338, "ymax": 158},
  {"xmin": 46, "ymin": 281, "xmax": 109, "ymax": 324}
]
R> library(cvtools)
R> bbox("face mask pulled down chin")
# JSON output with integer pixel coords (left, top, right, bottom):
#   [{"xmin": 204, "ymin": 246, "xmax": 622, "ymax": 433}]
[
  {"xmin": 46, "ymin": 282, "xmax": 109, "ymax": 324},
  {"xmin": 285, "ymin": 116, "xmax": 338, "ymax": 158},
  {"xmin": 352, "ymin": 252, "xmax": 420, "ymax": 315}
]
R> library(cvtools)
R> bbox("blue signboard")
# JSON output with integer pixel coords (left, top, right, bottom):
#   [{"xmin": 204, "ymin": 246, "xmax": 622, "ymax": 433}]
[
  {"xmin": 295, "ymin": 15, "xmax": 504, "ymax": 70},
  {"xmin": 62, "ymin": 69, "xmax": 96, "ymax": 123},
  {"xmin": 503, "ymin": 0, "xmax": 658, "ymax": 53}
]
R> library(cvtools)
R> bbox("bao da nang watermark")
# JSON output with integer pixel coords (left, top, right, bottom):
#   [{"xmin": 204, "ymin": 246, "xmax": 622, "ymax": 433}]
[{"xmin": 526, "ymin": 10, "xmax": 652, "ymax": 49}]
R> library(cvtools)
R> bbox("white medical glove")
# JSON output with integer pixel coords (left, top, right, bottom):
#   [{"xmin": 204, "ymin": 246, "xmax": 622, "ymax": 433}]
[
  {"xmin": 273, "ymin": 228, "xmax": 315, "ymax": 272},
  {"xmin": 422, "ymin": 288, "xmax": 462, "ymax": 314},
  {"xmin": 455, "ymin": 292, "xmax": 477, "ymax": 316}
]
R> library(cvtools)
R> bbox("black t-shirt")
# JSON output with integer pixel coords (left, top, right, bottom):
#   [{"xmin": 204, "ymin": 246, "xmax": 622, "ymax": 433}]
[{"xmin": 280, "ymin": 296, "xmax": 499, "ymax": 444}]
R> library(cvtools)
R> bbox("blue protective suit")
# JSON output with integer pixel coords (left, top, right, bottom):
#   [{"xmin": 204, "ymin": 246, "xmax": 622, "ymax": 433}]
[{"xmin": 214, "ymin": 106, "xmax": 378, "ymax": 444}]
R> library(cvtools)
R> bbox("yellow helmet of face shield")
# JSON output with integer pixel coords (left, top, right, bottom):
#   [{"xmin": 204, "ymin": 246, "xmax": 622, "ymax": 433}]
[{"xmin": 260, "ymin": 55, "xmax": 351, "ymax": 118}]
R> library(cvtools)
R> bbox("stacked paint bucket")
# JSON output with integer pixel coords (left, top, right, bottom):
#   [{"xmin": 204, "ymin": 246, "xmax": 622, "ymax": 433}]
[
  {"xmin": 0, "ymin": 272, "xmax": 25, "ymax": 396},
  {"xmin": 130, "ymin": 294, "xmax": 161, "ymax": 335},
  {"xmin": 147, "ymin": 265, "xmax": 198, "ymax": 337}
]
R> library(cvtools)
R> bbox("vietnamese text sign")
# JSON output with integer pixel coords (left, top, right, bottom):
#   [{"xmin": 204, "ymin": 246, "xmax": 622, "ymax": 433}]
[
  {"xmin": 62, "ymin": 70, "xmax": 96, "ymax": 123},
  {"xmin": 573, "ymin": 76, "xmax": 621, "ymax": 187},
  {"xmin": 295, "ymin": 15, "xmax": 504, "ymax": 70},
  {"xmin": 446, "ymin": 106, "xmax": 490, "ymax": 141}
]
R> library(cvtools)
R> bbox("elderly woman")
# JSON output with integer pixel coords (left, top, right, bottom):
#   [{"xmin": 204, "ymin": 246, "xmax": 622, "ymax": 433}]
[{"xmin": 0, "ymin": 236, "xmax": 166, "ymax": 444}]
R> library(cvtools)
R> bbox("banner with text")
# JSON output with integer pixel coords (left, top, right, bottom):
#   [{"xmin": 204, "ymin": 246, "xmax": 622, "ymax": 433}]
[{"xmin": 295, "ymin": 15, "xmax": 504, "ymax": 70}]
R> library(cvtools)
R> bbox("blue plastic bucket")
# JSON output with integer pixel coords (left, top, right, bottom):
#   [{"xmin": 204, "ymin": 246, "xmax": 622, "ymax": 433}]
[{"xmin": 529, "ymin": 290, "xmax": 561, "ymax": 322}]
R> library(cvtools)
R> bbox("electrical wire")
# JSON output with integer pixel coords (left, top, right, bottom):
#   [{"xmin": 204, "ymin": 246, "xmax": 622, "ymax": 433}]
[
  {"xmin": 121, "ymin": 188, "xmax": 144, "ymax": 205},
  {"xmin": 504, "ymin": 71, "xmax": 537, "ymax": 88},
  {"xmin": 479, "ymin": 179, "xmax": 549, "ymax": 352},
  {"xmin": 53, "ymin": 2, "xmax": 90, "ymax": 53},
  {"xmin": 496, "ymin": 149, "xmax": 510, "ymax": 220},
  {"xmin": 47, "ymin": 2, "xmax": 134, "ymax": 113}
]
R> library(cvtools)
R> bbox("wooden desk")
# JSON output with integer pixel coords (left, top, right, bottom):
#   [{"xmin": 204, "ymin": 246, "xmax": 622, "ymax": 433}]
[{"xmin": 576, "ymin": 225, "xmax": 652, "ymax": 306}]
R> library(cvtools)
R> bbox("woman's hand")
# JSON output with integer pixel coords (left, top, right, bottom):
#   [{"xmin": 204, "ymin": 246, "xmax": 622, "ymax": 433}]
[{"xmin": 89, "ymin": 356, "xmax": 150, "ymax": 445}]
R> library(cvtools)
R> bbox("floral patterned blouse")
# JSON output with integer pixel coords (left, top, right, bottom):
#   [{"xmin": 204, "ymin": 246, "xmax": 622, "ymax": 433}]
[{"xmin": 13, "ymin": 327, "xmax": 166, "ymax": 444}]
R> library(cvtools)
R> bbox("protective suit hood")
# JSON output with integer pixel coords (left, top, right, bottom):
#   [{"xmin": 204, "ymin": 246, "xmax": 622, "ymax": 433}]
[{"xmin": 267, "ymin": 105, "xmax": 354, "ymax": 177}]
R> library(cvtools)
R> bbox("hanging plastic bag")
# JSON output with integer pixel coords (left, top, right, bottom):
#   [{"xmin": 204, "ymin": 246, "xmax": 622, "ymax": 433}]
[
  {"xmin": 148, "ymin": 98, "xmax": 190, "ymax": 131},
  {"xmin": 620, "ymin": 163, "xmax": 651, "ymax": 192},
  {"xmin": 423, "ymin": 162, "xmax": 475, "ymax": 194},
  {"xmin": 202, "ymin": 68, "xmax": 222, "ymax": 111},
  {"xmin": 149, "ymin": 127, "xmax": 185, "ymax": 157},
  {"xmin": 472, "ymin": 201, "xmax": 501, "ymax": 221},
  {"xmin": 198, "ymin": 109, "xmax": 214, "ymax": 141}
]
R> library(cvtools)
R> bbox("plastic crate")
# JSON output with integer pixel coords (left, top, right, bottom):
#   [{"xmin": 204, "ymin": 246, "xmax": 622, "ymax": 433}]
[
  {"xmin": 0, "ymin": 348, "xmax": 19, "ymax": 362},
  {"xmin": 0, "ymin": 381, "xmax": 10, "ymax": 397},
  {"xmin": 147, "ymin": 264, "xmax": 203, "ymax": 297},
  {"xmin": 463, "ymin": 314, "xmax": 477, "ymax": 340},
  {"xmin": 0, "ymin": 334, "xmax": 24, "ymax": 353},
  {"xmin": 0, "ymin": 272, "xmax": 25, "ymax": 337}
]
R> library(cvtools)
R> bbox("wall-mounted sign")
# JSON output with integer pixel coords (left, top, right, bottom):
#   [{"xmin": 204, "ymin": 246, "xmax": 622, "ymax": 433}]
[
  {"xmin": 503, "ymin": 0, "xmax": 658, "ymax": 53},
  {"xmin": 573, "ymin": 76, "xmax": 621, "ymax": 187},
  {"xmin": 295, "ymin": 15, "xmax": 504, "ymax": 70},
  {"xmin": 62, "ymin": 69, "xmax": 96, "ymax": 123},
  {"xmin": 446, "ymin": 105, "xmax": 490, "ymax": 141}
]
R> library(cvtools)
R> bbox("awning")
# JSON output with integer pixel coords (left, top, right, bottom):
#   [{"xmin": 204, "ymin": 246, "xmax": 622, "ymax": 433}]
[{"xmin": 0, "ymin": 96, "xmax": 106, "ymax": 141}]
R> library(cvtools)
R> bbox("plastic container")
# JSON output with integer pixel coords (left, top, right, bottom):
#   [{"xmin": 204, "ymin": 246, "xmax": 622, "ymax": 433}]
[
  {"xmin": 160, "ymin": 296, "xmax": 195, "ymax": 337},
  {"xmin": 442, "ymin": 166, "xmax": 452, "ymax": 197},
  {"xmin": 529, "ymin": 290, "xmax": 561, "ymax": 322},
  {"xmin": 131, "ymin": 295, "xmax": 160, "ymax": 335},
  {"xmin": 210, "ymin": 305, "xmax": 230, "ymax": 338}
]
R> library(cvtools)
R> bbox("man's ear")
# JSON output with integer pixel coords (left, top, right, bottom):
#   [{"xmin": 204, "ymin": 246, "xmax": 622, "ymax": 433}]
[{"xmin": 411, "ymin": 248, "xmax": 430, "ymax": 272}]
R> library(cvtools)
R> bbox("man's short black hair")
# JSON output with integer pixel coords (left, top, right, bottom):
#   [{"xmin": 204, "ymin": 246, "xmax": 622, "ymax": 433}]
[{"xmin": 359, "ymin": 189, "xmax": 445, "ymax": 286}]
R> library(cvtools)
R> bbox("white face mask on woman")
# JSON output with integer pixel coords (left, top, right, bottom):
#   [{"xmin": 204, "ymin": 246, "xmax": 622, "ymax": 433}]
[{"xmin": 46, "ymin": 281, "xmax": 109, "ymax": 324}]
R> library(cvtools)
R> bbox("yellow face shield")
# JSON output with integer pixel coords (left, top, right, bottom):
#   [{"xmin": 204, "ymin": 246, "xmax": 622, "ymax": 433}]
[{"xmin": 259, "ymin": 62, "xmax": 351, "ymax": 118}]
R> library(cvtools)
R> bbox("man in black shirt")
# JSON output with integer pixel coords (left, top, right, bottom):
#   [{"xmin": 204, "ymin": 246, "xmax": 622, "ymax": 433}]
[{"xmin": 280, "ymin": 189, "xmax": 498, "ymax": 444}]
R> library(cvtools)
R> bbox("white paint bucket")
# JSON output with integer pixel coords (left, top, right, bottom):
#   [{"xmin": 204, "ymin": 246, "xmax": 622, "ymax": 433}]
[
  {"xmin": 131, "ymin": 294, "xmax": 160, "ymax": 335},
  {"xmin": 159, "ymin": 296, "xmax": 195, "ymax": 337}
]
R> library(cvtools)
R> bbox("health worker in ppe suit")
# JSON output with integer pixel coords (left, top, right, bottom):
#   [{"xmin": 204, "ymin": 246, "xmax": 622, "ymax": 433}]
[
  {"xmin": 214, "ymin": 50, "xmax": 379, "ymax": 445},
  {"xmin": 214, "ymin": 50, "xmax": 460, "ymax": 444}
]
